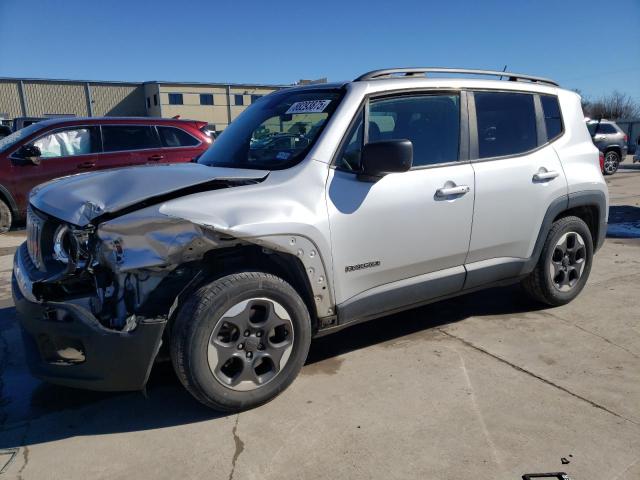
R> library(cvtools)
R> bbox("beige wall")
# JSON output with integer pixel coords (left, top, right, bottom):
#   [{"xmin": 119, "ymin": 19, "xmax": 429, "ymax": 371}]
[
  {"xmin": 157, "ymin": 83, "xmax": 280, "ymax": 130},
  {"xmin": 22, "ymin": 81, "xmax": 88, "ymax": 117},
  {"xmin": 91, "ymin": 83, "xmax": 145, "ymax": 116},
  {"xmin": 0, "ymin": 81, "xmax": 22, "ymax": 119}
]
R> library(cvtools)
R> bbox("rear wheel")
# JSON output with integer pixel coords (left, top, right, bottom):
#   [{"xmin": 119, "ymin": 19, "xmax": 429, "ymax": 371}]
[
  {"xmin": 521, "ymin": 216, "xmax": 593, "ymax": 306},
  {"xmin": 171, "ymin": 272, "xmax": 312, "ymax": 412},
  {"xmin": 0, "ymin": 199, "xmax": 12, "ymax": 234},
  {"xmin": 603, "ymin": 150, "xmax": 620, "ymax": 175}
]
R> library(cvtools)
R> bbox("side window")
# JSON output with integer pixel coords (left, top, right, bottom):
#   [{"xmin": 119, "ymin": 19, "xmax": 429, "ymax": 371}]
[
  {"xmin": 541, "ymin": 94, "xmax": 563, "ymax": 141},
  {"xmin": 32, "ymin": 127, "xmax": 97, "ymax": 158},
  {"xmin": 474, "ymin": 92, "xmax": 537, "ymax": 158},
  {"xmin": 371, "ymin": 94, "xmax": 460, "ymax": 167},
  {"xmin": 200, "ymin": 94, "xmax": 214, "ymax": 105},
  {"xmin": 596, "ymin": 124, "xmax": 617, "ymax": 134},
  {"xmin": 168, "ymin": 93, "xmax": 183, "ymax": 105},
  {"xmin": 157, "ymin": 126, "xmax": 200, "ymax": 147},
  {"xmin": 102, "ymin": 126, "xmax": 161, "ymax": 152},
  {"xmin": 335, "ymin": 94, "xmax": 460, "ymax": 170}
]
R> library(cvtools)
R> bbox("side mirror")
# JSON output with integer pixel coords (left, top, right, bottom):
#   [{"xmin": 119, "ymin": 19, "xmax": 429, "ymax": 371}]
[
  {"xmin": 358, "ymin": 139, "xmax": 413, "ymax": 182},
  {"xmin": 15, "ymin": 145, "xmax": 42, "ymax": 165}
]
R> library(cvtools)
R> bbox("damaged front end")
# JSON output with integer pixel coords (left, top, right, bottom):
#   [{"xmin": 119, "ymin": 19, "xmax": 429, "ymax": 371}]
[{"xmin": 13, "ymin": 165, "xmax": 267, "ymax": 391}]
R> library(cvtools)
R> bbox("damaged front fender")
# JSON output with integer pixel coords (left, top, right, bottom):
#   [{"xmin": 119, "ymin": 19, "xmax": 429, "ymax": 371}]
[{"xmin": 97, "ymin": 205, "xmax": 237, "ymax": 273}]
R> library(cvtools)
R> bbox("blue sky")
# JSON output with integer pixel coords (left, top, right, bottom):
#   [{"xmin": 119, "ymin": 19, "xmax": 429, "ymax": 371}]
[{"xmin": 1, "ymin": 0, "xmax": 639, "ymax": 101}]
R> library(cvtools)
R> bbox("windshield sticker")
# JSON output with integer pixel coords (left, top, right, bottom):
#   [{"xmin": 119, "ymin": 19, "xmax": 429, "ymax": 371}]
[
  {"xmin": 285, "ymin": 100, "xmax": 332, "ymax": 114},
  {"xmin": 276, "ymin": 151, "xmax": 291, "ymax": 160}
]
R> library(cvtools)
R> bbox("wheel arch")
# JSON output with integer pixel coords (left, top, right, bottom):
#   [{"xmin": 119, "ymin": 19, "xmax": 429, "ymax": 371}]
[
  {"xmin": 174, "ymin": 244, "xmax": 322, "ymax": 332},
  {"xmin": 522, "ymin": 190, "xmax": 607, "ymax": 275}
]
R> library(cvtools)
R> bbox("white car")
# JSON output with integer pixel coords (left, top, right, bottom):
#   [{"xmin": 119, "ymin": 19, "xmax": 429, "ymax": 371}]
[{"xmin": 13, "ymin": 68, "xmax": 608, "ymax": 411}]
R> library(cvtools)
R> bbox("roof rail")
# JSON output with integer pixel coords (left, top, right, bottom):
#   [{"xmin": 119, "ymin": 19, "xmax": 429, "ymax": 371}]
[{"xmin": 354, "ymin": 68, "xmax": 559, "ymax": 87}]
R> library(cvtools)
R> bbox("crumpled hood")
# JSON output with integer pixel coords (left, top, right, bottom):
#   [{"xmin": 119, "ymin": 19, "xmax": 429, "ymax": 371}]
[{"xmin": 29, "ymin": 163, "xmax": 269, "ymax": 226}]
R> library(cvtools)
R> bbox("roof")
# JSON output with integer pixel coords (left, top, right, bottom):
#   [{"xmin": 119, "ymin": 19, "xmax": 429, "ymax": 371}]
[{"xmin": 31, "ymin": 116, "xmax": 207, "ymax": 127}]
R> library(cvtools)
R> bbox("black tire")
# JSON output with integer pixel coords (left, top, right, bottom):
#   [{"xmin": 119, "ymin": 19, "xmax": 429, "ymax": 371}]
[
  {"xmin": 171, "ymin": 272, "xmax": 312, "ymax": 412},
  {"xmin": 521, "ymin": 216, "xmax": 593, "ymax": 306},
  {"xmin": 0, "ymin": 199, "xmax": 12, "ymax": 234},
  {"xmin": 603, "ymin": 150, "xmax": 620, "ymax": 175}
]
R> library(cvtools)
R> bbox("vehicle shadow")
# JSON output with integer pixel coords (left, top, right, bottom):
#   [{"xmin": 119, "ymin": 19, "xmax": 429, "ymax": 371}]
[{"xmin": 0, "ymin": 284, "xmax": 544, "ymax": 450}]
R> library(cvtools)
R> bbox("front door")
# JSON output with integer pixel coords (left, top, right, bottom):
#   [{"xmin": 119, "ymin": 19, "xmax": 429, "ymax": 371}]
[{"xmin": 326, "ymin": 92, "xmax": 475, "ymax": 313}]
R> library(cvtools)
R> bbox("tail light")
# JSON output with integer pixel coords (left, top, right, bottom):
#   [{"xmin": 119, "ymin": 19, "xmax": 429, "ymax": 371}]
[
  {"xmin": 624, "ymin": 134, "xmax": 628, "ymax": 143},
  {"xmin": 599, "ymin": 151, "xmax": 605, "ymax": 172}
]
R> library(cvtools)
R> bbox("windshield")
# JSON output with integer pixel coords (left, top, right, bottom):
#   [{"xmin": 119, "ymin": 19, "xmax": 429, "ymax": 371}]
[
  {"xmin": 198, "ymin": 89, "xmax": 342, "ymax": 170},
  {"xmin": 0, "ymin": 123, "xmax": 46, "ymax": 153}
]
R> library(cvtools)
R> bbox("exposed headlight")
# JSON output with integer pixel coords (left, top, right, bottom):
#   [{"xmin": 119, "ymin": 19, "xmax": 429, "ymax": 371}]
[{"xmin": 53, "ymin": 224, "xmax": 77, "ymax": 264}]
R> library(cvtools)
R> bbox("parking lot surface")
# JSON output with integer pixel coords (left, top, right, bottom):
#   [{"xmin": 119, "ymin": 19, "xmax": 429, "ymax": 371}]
[{"xmin": 0, "ymin": 166, "xmax": 639, "ymax": 480}]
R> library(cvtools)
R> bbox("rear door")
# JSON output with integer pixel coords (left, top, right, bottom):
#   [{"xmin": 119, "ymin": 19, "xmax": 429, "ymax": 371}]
[
  {"xmin": 98, "ymin": 125, "xmax": 163, "ymax": 168},
  {"xmin": 465, "ymin": 90, "xmax": 568, "ymax": 287},
  {"xmin": 156, "ymin": 125, "xmax": 205, "ymax": 163},
  {"xmin": 9, "ymin": 125, "xmax": 99, "ymax": 208}
]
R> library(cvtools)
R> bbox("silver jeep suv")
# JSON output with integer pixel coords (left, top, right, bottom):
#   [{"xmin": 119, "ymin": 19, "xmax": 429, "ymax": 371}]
[{"xmin": 13, "ymin": 68, "xmax": 608, "ymax": 411}]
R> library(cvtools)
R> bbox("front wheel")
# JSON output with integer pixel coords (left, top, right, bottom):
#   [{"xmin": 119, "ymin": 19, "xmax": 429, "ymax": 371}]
[
  {"xmin": 603, "ymin": 150, "xmax": 620, "ymax": 175},
  {"xmin": 521, "ymin": 216, "xmax": 593, "ymax": 306},
  {"xmin": 171, "ymin": 272, "xmax": 312, "ymax": 412}
]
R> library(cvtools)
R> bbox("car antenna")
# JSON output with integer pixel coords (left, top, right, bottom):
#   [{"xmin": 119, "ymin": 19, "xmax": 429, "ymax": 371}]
[{"xmin": 499, "ymin": 64, "xmax": 507, "ymax": 81}]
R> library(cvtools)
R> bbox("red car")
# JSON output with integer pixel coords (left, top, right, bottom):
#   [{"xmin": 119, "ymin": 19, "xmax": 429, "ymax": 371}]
[{"xmin": 0, "ymin": 117, "xmax": 212, "ymax": 232}]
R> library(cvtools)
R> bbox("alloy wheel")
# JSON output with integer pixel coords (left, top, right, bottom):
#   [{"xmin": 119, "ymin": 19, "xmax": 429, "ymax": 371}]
[
  {"xmin": 207, "ymin": 297, "xmax": 294, "ymax": 391},
  {"xmin": 603, "ymin": 152, "xmax": 618, "ymax": 175},
  {"xmin": 548, "ymin": 231, "xmax": 587, "ymax": 292}
]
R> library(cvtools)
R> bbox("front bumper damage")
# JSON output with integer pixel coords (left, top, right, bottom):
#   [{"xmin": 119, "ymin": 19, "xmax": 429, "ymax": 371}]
[{"xmin": 13, "ymin": 244, "xmax": 166, "ymax": 391}]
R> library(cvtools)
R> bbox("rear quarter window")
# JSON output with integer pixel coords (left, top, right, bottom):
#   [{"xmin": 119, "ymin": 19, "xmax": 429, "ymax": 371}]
[
  {"xmin": 157, "ymin": 126, "xmax": 200, "ymax": 147},
  {"xmin": 540, "ymin": 95, "xmax": 563, "ymax": 141}
]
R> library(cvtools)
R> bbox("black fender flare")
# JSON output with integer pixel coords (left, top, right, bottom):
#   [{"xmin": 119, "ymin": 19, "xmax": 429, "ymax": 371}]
[{"xmin": 520, "ymin": 190, "xmax": 607, "ymax": 275}]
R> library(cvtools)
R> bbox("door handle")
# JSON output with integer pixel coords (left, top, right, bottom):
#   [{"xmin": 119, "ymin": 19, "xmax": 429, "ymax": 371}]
[
  {"xmin": 77, "ymin": 161, "xmax": 95, "ymax": 169},
  {"xmin": 148, "ymin": 154, "xmax": 164, "ymax": 161},
  {"xmin": 435, "ymin": 185, "xmax": 470, "ymax": 197},
  {"xmin": 532, "ymin": 168, "xmax": 559, "ymax": 182}
]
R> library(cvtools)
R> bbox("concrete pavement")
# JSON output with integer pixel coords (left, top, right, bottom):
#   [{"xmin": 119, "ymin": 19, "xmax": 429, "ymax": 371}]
[{"xmin": 0, "ymin": 170, "xmax": 638, "ymax": 479}]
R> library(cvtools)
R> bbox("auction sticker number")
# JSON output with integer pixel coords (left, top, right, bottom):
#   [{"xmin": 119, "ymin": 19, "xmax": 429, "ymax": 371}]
[{"xmin": 285, "ymin": 100, "xmax": 332, "ymax": 114}]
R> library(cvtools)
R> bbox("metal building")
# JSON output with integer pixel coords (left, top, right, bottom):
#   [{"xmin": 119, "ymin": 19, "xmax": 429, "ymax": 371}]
[{"xmin": 0, "ymin": 77, "xmax": 285, "ymax": 131}]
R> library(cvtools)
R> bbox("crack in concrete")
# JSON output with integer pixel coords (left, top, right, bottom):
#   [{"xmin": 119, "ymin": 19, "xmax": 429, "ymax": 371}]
[
  {"xmin": 439, "ymin": 329, "xmax": 639, "ymax": 426},
  {"xmin": 451, "ymin": 345, "xmax": 505, "ymax": 474},
  {"xmin": 228, "ymin": 414, "xmax": 244, "ymax": 480}
]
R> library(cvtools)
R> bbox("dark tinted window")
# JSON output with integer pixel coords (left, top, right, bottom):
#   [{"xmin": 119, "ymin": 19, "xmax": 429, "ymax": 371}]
[
  {"xmin": 153, "ymin": 94, "xmax": 158, "ymax": 106},
  {"xmin": 541, "ymin": 95, "xmax": 563, "ymax": 141},
  {"xmin": 597, "ymin": 123, "xmax": 618, "ymax": 134},
  {"xmin": 234, "ymin": 94, "xmax": 244, "ymax": 106},
  {"xmin": 335, "ymin": 94, "xmax": 460, "ymax": 170},
  {"xmin": 102, "ymin": 125, "xmax": 160, "ymax": 152},
  {"xmin": 157, "ymin": 126, "xmax": 199, "ymax": 147},
  {"xmin": 168, "ymin": 93, "xmax": 183, "ymax": 105},
  {"xmin": 200, "ymin": 94, "xmax": 214, "ymax": 105},
  {"xmin": 146, "ymin": 97, "xmax": 151, "ymax": 108},
  {"xmin": 371, "ymin": 95, "xmax": 459, "ymax": 167},
  {"xmin": 475, "ymin": 92, "xmax": 537, "ymax": 158}
]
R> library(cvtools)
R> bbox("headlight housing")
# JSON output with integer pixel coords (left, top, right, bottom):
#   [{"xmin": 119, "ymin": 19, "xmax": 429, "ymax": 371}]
[{"xmin": 52, "ymin": 224, "xmax": 78, "ymax": 265}]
